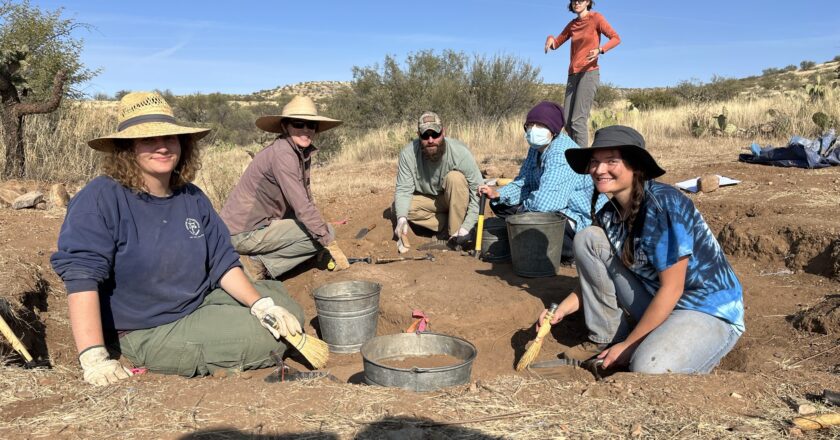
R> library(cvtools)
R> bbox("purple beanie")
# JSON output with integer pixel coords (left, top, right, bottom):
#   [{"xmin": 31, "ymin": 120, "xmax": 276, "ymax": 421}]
[{"xmin": 525, "ymin": 101, "xmax": 566, "ymax": 135}]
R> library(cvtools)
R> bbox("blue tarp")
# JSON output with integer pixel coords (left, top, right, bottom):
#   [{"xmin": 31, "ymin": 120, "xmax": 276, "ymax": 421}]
[{"xmin": 739, "ymin": 129, "xmax": 840, "ymax": 169}]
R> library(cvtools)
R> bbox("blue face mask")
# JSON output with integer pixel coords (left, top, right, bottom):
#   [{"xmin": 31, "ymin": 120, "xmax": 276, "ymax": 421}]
[{"xmin": 525, "ymin": 126, "xmax": 554, "ymax": 149}]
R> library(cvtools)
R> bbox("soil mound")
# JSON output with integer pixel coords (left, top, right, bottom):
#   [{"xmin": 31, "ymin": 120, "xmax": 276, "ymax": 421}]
[{"xmin": 791, "ymin": 294, "xmax": 840, "ymax": 334}]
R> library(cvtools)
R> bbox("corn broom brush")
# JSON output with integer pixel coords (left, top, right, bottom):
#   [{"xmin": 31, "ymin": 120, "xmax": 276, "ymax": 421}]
[
  {"xmin": 262, "ymin": 315, "xmax": 329, "ymax": 370},
  {"xmin": 516, "ymin": 303, "xmax": 559, "ymax": 371}
]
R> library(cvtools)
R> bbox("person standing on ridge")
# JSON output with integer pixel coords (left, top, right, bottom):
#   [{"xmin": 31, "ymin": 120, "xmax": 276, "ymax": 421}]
[{"xmin": 545, "ymin": 0, "xmax": 620, "ymax": 147}]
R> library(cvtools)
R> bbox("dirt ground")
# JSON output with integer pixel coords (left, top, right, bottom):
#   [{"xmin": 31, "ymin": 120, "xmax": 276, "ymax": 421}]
[{"xmin": 0, "ymin": 159, "xmax": 839, "ymax": 439}]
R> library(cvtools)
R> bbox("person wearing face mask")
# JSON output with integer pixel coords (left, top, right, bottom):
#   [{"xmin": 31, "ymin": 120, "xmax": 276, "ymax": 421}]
[
  {"xmin": 221, "ymin": 96, "xmax": 351, "ymax": 279},
  {"xmin": 478, "ymin": 101, "xmax": 605, "ymax": 262},
  {"xmin": 393, "ymin": 111, "xmax": 484, "ymax": 250}
]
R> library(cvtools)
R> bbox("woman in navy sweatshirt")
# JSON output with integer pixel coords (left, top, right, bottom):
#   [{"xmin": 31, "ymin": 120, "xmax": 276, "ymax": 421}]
[{"xmin": 51, "ymin": 92, "xmax": 305, "ymax": 386}]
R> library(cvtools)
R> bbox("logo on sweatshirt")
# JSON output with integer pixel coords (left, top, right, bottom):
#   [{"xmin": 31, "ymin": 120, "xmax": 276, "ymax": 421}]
[{"xmin": 185, "ymin": 218, "xmax": 203, "ymax": 238}]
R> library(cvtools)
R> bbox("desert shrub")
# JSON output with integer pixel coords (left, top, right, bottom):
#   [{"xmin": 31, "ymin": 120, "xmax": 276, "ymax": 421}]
[
  {"xmin": 627, "ymin": 89, "xmax": 680, "ymax": 110},
  {"xmin": 538, "ymin": 84, "xmax": 566, "ymax": 106},
  {"xmin": 325, "ymin": 50, "xmax": 542, "ymax": 131},
  {"xmin": 800, "ymin": 60, "xmax": 816, "ymax": 70},
  {"xmin": 762, "ymin": 67, "xmax": 782, "ymax": 76},
  {"xmin": 594, "ymin": 82, "xmax": 620, "ymax": 108},
  {"xmin": 833, "ymin": 55, "xmax": 840, "ymax": 62},
  {"xmin": 784, "ymin": 65, "xmax": 797, "ymax": 72},
  {"xmin": 172, "ymin": 93, "xmax": 285, "ymax": 146}
]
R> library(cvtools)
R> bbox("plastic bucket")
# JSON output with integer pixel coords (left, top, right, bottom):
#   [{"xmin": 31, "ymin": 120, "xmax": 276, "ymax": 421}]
[
  {"xmin": 480, "ymin": 217, "xmax": 510, "ymax": 262},
  {"xmin": 313, "ymin": 280, "xmax": 381, "ymax": 353},
  {"xmin": 506, "ymin": 212, "xmax": 567, "ymax": 277}
]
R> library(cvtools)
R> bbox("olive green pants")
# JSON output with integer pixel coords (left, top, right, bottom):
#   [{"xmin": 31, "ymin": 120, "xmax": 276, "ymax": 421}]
[
  {"xmin": 231, "ymin": 220, "xmax": 333, "ymax": 278},
  {"xmin": 117, "ymin": 280, "xmax": 304, "ymax": 377}
]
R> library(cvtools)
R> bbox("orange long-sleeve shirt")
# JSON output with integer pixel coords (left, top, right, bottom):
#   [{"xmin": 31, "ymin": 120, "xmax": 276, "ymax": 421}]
[{"xmin": 551, "ymin": 11, "xmax": 620, "ymax": 75}]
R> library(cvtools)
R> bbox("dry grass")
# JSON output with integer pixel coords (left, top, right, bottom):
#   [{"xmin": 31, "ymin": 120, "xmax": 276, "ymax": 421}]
[
  {"xmin": 1, "ymin": 367, "xmax": 836, "ymax": 439},
  {"xmin": 1, "ymin": 86, "xmax": 836, "ymax": 215}
]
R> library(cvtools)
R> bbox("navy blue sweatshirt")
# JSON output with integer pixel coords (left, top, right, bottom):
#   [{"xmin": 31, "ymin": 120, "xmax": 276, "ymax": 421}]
[{"xmin": 51, "ymin": 176, "xmax": 241, "ymax": 330}]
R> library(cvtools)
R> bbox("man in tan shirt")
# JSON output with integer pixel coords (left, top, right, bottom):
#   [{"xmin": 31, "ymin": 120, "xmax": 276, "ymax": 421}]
[{"xmin": 221, "ymin": 96, "xmax": 349, "ymax": 278}]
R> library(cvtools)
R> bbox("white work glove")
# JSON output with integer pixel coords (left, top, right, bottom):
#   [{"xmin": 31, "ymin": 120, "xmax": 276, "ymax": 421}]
[
  {"xmin": 454, "ymin": 227, "xmax": 470, "ymax": 238},
  {"xmin": 250, "ymin": 297, "xmax": 302, "ymax": 339},
  {"xmin": 78, "ymin": 345, "xmax": 133, "ymax": 386},
  {"xmin": 394, "ymin": 217, "xmax": 409, "ymax": 238}
]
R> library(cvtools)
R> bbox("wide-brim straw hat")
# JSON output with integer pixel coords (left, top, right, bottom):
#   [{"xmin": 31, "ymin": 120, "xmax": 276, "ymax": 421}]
[
  {"xmin": 256, "ymin": 95, "xmax": 342, "ymax": 134},
  {"xmin": 88, "ymin": 92, "xmax": 210, "ymax": 152},
  {"xmin": 565, "ymin": 125, "xmax": 666, "ymax": 179}
]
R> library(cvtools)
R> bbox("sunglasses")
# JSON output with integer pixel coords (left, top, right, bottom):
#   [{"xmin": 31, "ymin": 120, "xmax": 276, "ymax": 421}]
[
  {"xmin": 571, "ymin": 0, "xmax": 588, "ymax": 3},
  {"xmin": 288, "ymin": 120, "xmax": 319, "ymax": 130},
  {"xmin": 420, "ymin": 130, "xmax": 442, "ymax": 140}
]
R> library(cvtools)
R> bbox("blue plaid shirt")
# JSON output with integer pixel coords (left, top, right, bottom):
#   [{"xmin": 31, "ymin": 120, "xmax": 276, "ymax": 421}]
[{"xmin": 495, "ymin": 134, "xmax": 606, "ymax": 232}]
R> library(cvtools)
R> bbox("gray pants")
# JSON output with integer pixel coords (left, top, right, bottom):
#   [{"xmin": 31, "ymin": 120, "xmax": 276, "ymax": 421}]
[
  {"xmin": 574, "ymin": 227, "xmax": 741, "ymax": 374},
  {"xmin": 564, "ymin": 70, "xmax": 600, "ymax": 147},
  {"xmin": 231, "ymin": 220, "xmax": 332, "ymax": 278},
  {"xmin": 118, "ymin": 280, "xmax": 304, "ymax": 376}
]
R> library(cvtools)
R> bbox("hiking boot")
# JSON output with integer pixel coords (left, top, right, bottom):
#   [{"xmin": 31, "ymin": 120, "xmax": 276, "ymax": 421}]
[
  {"xmin": 562, "ymin": 341, "xmax": 609, "ymax": 363},
  {"xmin": 240, "ymin": 255, "xmax": 267, "ymax": 281}
]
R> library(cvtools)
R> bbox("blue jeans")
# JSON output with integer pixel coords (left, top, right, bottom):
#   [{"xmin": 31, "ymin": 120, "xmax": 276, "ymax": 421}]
[{"xmin": 574, "ymin": 226, "xmax": 741, "ymax": 374}]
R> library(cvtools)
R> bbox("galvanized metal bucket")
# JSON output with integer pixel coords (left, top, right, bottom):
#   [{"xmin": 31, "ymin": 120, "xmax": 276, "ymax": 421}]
[
  {"xmin": 481, "ymin": 216, "xmax": 510, "ymax": 262},
  {"xmin": 506, "ymin": 212, "xmax": 567, "ymax": 277},
  {"xmin": 361, "ymin": 333, "xmax": 477, "ymax": 392},
  {"xmin": 313, "ymin": 280, "xmax": 381, "ymax": 354}
]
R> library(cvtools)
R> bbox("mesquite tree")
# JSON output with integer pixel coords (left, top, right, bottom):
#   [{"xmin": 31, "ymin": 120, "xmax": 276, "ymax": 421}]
[{"xmin": 0, "ymin": 1, "xmax": 94, "ymax": 178}]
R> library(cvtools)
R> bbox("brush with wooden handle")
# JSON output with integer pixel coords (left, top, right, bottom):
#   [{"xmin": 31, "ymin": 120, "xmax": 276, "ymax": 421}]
[{"xmin": 516, "ymin": 303, "xmax": 559, "ymax": 371}]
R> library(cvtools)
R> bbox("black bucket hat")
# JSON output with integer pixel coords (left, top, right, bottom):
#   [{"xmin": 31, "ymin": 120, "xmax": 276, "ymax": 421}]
[{"xmin": 565, "ymin": 125, "xmax": 666, "ymax": 178}]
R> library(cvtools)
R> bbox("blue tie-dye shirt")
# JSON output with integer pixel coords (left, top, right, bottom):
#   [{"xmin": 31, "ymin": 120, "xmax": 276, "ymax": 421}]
[{"xmin": 597, "ymin": 181, "xmax": 745, "ymax": 333}]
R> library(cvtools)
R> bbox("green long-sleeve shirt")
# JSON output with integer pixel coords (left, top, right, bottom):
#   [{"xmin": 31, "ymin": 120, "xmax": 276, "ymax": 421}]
[{"xmin": 394, "ymin": 138, "xmax": 483, "ymax": 231}]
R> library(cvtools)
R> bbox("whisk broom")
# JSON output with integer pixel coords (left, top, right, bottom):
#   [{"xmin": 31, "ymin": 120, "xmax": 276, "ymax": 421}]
[
  {"xmin": 262, "ymin": 315, "xmax": 329, "ymax": 370},
  {"xmin": 516, "ymin": 303, "xmax": 559, "ymax": 371}
]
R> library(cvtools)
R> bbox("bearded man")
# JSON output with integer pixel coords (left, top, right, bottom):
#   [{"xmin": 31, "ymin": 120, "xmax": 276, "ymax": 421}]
[{"xmin": 393, "ymin": 111, "xmax": 483, "ymax": 249}]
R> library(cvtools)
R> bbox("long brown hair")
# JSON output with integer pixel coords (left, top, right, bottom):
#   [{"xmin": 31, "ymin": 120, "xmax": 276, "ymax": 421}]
[
  {"xmin": 589, "ymin": 149, "xmax": 648, "ymax": 267},
  {"xmin": 101, "ymin": 135, "xmax": 202, "ymax": 193}
]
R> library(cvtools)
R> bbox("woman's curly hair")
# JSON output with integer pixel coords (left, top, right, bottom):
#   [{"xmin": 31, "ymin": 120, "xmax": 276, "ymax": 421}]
[{"xmin": 101, "ymin": 135, "xmax": 202, "ymax": 193}]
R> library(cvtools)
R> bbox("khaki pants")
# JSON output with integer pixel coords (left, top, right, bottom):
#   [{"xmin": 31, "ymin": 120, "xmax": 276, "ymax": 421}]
[
  {"xmin": 230, "ymin": 220, "xmax": 332, "ymax": 278},
  {"xmin": 407, "ymin": 171, "xmax": 469, "ymax": 236},
  {"xmin": 117, "ymin": 280, "xmax": 304, "ymax": 377}
]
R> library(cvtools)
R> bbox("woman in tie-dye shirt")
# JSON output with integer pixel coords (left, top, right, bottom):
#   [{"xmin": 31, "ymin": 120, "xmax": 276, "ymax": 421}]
[{"xmin": 535, "ymin": 125, "xmax": 744, "ymax": 374}]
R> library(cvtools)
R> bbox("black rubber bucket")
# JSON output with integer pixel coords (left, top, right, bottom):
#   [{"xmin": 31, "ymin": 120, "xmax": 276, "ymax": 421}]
[
  {"xmin": 506, "ymin": 212, "xmax": 567, "ymax": 277},
  {"xmin": 480, "ymin": 217, "xmax": 510, "ymax": 262}
]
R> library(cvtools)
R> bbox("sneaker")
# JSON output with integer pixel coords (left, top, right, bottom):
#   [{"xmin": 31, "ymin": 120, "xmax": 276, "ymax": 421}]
[{"xmin": 562, "ymin": 341, "xmax": 609, "ymax": 363}]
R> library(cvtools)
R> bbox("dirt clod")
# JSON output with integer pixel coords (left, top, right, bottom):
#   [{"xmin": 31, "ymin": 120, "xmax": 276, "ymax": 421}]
[{"xmin": 791, "ymin": 295, "xmax": 840, "ymax": 335}]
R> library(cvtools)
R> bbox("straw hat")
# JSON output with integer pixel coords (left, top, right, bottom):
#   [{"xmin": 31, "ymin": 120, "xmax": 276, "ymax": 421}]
[
  {"xmin": 256, "ymin": 95, "xmax": 342, "ymax": 134},
  {"xmin": 88, "ymin": 92, "xmax": 210, "ymax": 152}
]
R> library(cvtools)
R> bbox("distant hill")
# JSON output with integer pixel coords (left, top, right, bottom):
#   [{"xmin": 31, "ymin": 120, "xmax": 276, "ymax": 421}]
[
  {"xmin": 250, "ymin": 81, "xmax": 351, "ymax": 102},
  {"xmin": 248, "ymin": 60, "xmax": 838, "ymax": 104}
]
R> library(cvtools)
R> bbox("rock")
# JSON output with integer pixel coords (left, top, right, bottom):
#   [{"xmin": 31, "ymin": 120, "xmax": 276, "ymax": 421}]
[
  {"xmin": 35, "ymin": 201, "xmax": 47, "ymax": 210},
  {"xmin": 0, "ymin": 188, "xmax": 22, "ymax": 206},
  {"xmin": 630, "ymin": 423, "xmax": 643, "ymax": 437},
  {"xmin": 789, "ymin": 427, "xmax": 804, "ymax": 437},
  {"xmin": 798, "ymin": 404, "xmax": 817, "ymax": 416},
  {"xmin": 698, "ymin": 174, "xmax": 720, "ymax": 193},
  {"xmin": 730, "ymin": 392, "xmax": 743, "ymax": 399},
  {"xmin": 49, "ymin": 184, "xmax": 70, "ymax": 208},
  {"xmin": 12, "ymin": 191, "xmax": 44, "ymax": 210}
]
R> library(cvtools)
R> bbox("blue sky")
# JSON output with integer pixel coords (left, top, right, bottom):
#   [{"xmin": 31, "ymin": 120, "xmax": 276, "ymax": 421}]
[{"xmin": 31, "ymin": 0, "xmax": 840, "ymax": 96}]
